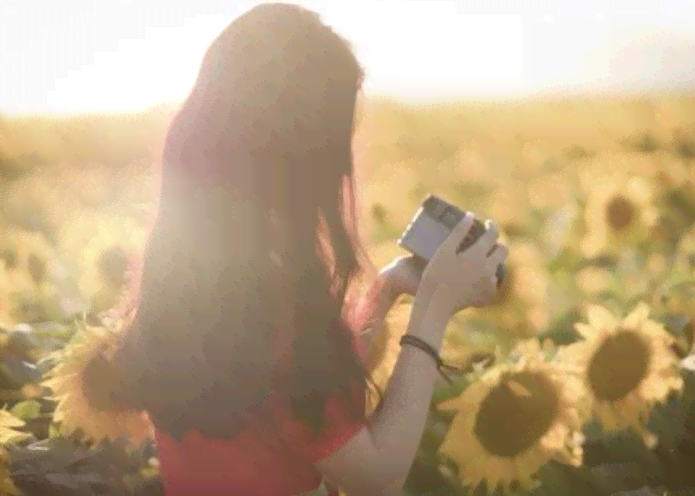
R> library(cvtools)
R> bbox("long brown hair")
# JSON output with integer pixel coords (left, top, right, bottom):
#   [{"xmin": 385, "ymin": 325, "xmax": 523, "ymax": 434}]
[{"xmin": 116, "ymin": 3, "xmax": 371, "ymax": 440}]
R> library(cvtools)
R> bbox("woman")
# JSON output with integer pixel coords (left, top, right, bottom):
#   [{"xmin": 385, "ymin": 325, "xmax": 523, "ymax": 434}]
[{"xmin": 79, "ymin": 3, "xmax": 507, "ymax": 496}]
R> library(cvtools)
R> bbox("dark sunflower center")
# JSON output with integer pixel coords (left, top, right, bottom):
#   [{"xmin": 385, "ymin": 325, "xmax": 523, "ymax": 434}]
[
  {"xmin": 587, "ymin": 328, "xmax": 651, "ymax": 402},
  {"xmin": 473, "ymin": 370, "xmax": 560, "ymax": 458},
  {"xmin": 605, "ymin": 196, "xmax": 635, "ymax": 231}
]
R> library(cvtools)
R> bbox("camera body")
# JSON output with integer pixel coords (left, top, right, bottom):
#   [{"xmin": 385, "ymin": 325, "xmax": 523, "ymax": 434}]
[{"xmin": 398, "ymin": 195, "xmax": 506, "ymax": 284}]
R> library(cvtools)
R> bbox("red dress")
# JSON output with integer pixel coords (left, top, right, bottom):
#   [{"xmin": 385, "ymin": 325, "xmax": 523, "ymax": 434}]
[
  {"xmin": 152, "ymin": 301, "xmax": 371, "ymax": 496},
  {"xmin": 154, "ymin": 385, "xmax": 366, "ymax": 495}
]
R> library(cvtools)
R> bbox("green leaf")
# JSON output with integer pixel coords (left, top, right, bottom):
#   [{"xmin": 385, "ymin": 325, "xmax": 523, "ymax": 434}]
[
  {"xmin": 10, "ymin": 400, "xmax": 42, "ymax": 421},
  {"xmin": 537, "ymin": 308, "xmax": 583, "ymax": 346}
]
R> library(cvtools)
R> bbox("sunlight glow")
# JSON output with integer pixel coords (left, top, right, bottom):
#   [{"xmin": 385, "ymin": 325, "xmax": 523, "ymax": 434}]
[
  {"xmin": 48, "ymin": 15, "xmax": 228, "ymax": 113},
  {"xmin": 1, "ymin": 0, "xmax": 694, "ymax": 114}
]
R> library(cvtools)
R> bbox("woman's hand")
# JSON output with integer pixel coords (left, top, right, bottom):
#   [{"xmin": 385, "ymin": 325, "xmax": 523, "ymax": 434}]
[
  {"xmin": 353, "ymin": 255, "xmax": 426, "ymax": 354},
  {"xmin": 419, "ymin": 212, "xmax": 507, "ymax": 317},
  {"xmin": 379, "ymin": 255, "xmax": 427, "ymax": 297}
]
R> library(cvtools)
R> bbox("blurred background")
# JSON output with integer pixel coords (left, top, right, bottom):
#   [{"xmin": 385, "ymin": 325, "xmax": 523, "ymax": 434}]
[
  {"xmin": 2, "ymin": 2, "xmax": 695, "ymax": 495},
  {"xmin": 2, "ymin": 0, "xmax": 695, "ymax": 114}
]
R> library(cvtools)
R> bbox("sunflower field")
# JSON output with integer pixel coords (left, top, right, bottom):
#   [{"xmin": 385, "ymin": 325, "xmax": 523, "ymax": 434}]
[{"xmin": 0, "ymin": 94, "xmax": 695, "ymax": 495}]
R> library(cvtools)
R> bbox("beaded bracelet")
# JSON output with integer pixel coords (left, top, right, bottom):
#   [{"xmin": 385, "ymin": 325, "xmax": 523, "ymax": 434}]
[{"xmin": 399, "ymin": 334, "xmax": 468, "ymax": 384}]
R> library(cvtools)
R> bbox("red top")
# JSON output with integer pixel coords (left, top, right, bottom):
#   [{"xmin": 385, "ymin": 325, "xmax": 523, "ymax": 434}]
[{"xmin": 153, "ymin": 298, "xmax": 372, "ymax": 496}]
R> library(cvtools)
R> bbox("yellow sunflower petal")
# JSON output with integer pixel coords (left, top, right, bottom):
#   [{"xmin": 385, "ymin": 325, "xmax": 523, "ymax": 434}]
[
  {"xmin": 437, "ymin": 340, "xmax": 589, "ymax": 492},
  {"xmin": 586, "ymin": 304, "xmax": 618, "ymax": 329},
  {"xmin": 44, "ymin": 321, "xmax": 154, "ymax": 447},
  {"xmin": 622, "ymin": 302, "xmax": 651, "ymax": 329},
  {"xmin": 563, "ymin": 304, "xmax": 682, "ymax": 439}
]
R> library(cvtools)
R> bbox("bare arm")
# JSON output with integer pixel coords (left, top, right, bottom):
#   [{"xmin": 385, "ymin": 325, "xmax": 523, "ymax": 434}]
[
  {"xmin": 315, "ymin": 286, "xmax": 451, "ymax": 495},
  {"xmin": 315, "ymin": 214, "xmax": 506, "ymax": 495}
]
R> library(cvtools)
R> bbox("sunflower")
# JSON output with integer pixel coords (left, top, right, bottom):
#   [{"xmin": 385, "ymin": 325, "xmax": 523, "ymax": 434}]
[
  {"xmin": 0, "ymin": 409, "xmax": 36, "ymax": 495},
  {"xmin": 436, "ymin": 340, "xmax": 586, "ymax": 493},
  {"xmin": 560, "ymin": 303, "xmax": 682, "ymax": 446},
  {"xmin": 580, "ymin": 172, "xmax": 659, "ymax": 258},
  {"xmin": 43, "ymin": 322, "xmax": 153, "ymax": 446}
]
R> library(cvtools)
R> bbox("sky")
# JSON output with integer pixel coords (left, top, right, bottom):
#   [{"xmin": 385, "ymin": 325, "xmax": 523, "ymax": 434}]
[{"xmin": 1, "ymin": 0, "xmax": 695, "ymax": 115}]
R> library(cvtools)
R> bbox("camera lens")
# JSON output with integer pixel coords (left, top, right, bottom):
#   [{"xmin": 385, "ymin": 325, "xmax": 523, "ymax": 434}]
[
  {"xmin": 456, "ymin": 217, "xmax": 486, "ymax": 254},
  {"xmin": 495, "ymin": 263, "xmax": 506, "ymax": 286}
]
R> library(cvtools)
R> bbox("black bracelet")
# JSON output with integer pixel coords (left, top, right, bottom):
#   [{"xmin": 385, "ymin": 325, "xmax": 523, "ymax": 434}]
[{"xmin": 399, "ymin": 335, "xmax": 454, "ymax": 384}]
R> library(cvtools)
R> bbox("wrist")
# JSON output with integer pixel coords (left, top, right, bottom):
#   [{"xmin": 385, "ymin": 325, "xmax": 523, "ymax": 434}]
[
  {"xmin": 374, "ymin": 269, "xmax": 403, "ymax": 302},
  {"xmin": 414, "ymin": 283, "xmax": 449, "ymax": 315},
  {"xmin": 407, "ymin": 286, "xmax": 451, "ymax": 345}
]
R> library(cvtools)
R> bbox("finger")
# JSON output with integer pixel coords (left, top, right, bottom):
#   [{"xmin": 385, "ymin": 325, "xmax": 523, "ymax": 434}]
[
  {"xmin": 440, "ymin": 212, "xmax": 476, "ymax": 253},
  {"xmin": 383, "ymin": 255, "xmax": 414, "ymax": 274},
  {"xmin": 472, "ymin": 280, "xmax": 496, "ymax": 308},
  {"xmin": 391, "ymin": 255, "xmax": 427, "ymax": 279},
  {"xmin": 471, "ymin": 221, "xmax": 501, "ymax": 256},
  {"xmin": 486, "ymin": 244, "xmax": 508, "ymax": 272},
  {"xmin": 390, "ymin": 255, "xmax": 415, "ymax": 271},
  {"xmin": 405, "ymin": 254, "xmax": 429, "ymax": 273}
]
